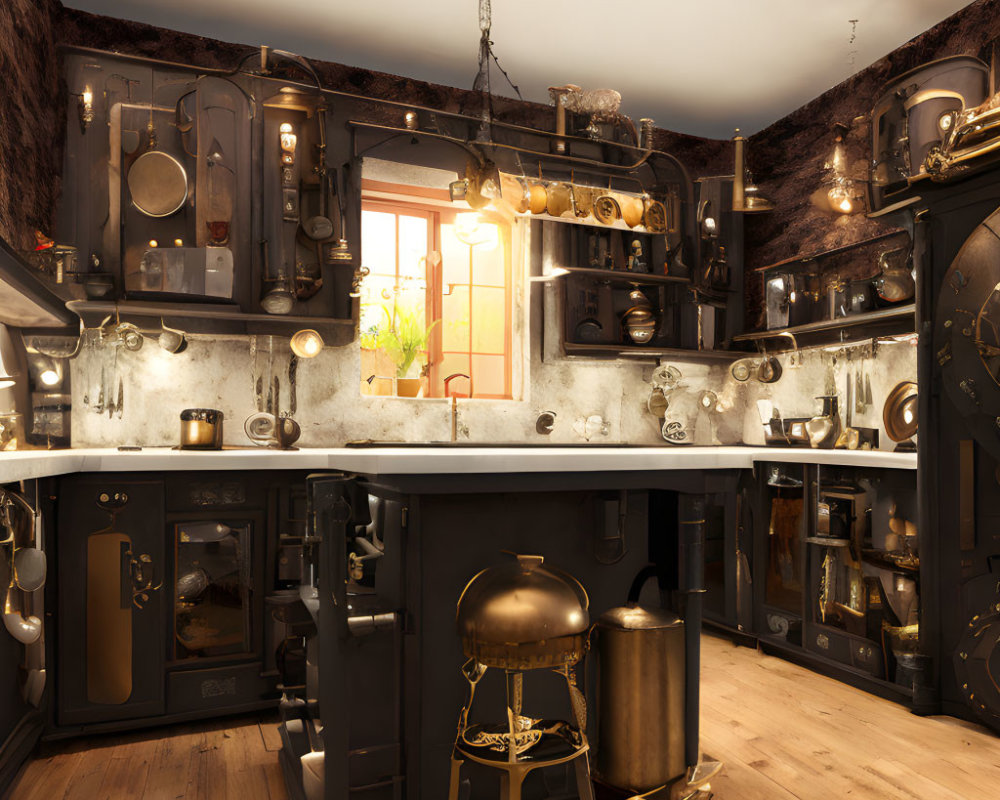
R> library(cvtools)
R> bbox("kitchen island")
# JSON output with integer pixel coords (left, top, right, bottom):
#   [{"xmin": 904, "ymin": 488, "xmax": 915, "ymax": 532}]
[{"xmin": 0, "ymin": 446, "xmax": 917, "ymax": 799}]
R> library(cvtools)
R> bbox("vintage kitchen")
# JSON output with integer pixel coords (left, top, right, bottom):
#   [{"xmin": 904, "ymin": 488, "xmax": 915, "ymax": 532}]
[{"xmin": 1, "ymin": 1, "xmax": 999, "ymax": 798}]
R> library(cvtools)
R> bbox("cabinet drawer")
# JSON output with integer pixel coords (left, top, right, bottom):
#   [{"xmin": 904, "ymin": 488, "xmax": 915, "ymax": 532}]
[{"xmin": 167, "ymin": 662, "xmax": 275, "ymax": 714}]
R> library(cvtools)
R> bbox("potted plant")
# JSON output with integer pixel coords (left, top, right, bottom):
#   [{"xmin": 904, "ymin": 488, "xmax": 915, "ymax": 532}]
[{"xmin": 379, "ymin": 306, "xmax": 439, "ymax": 397}]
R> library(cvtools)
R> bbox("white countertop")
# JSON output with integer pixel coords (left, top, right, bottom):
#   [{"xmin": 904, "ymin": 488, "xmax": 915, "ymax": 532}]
[{"xmin": 0, "ymin": 445, "xmax": 917, "ymax": 485}]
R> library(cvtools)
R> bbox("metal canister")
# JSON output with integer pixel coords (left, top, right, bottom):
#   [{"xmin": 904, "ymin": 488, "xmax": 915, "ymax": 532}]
[
  {"xmin": 179, "ymin": 408, "xmax": 224, "ymax": 449},
  {"xmin": 595, "ymin": 604, "xmax": 685, "ymax": 792}
]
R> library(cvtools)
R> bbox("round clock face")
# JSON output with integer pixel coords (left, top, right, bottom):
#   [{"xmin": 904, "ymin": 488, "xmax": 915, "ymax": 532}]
[
  {"xmin": 935, "ymin": 204, "xmax": 1000, "ymax": 460},
  {"xmin": 954, "ymin": 601, "xmax": 1000, "ymax": 733}
]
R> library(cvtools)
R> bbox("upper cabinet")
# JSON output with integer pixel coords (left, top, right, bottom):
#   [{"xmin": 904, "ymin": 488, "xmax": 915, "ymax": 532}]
[
  {"xmin": 58, "ymin": 50, "xmax": 363, "ymax": 343},
  {"xmin": 52, "ymin": 46, "xmax": 733, "ymax": 357}
]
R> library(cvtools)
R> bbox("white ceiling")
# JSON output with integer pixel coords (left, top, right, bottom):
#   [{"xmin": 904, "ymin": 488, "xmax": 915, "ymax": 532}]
[{"xmin": 63, "ymin": 0, "xmax": 974, "ymax": 138}]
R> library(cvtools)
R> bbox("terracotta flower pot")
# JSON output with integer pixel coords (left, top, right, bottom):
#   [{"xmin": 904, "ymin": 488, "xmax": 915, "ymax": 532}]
[{"xmin": 396, "ymin": 377, "xmax": 423, "ymax": 398}]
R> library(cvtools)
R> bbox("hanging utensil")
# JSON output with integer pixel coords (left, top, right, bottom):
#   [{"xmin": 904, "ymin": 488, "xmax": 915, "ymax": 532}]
[
  {"xmin": 289, "ymin": 354, "xmax": 298, "ymax": 415},
  {"xmin": 126, "ymin": 69, "xmax": 188, "ymax": 218}
]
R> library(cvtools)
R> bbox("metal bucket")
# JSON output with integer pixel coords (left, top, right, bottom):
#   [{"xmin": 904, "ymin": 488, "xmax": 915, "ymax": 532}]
[{"xmin": 595, "ymin": 603, "xmax": 686, "ymax": 792}]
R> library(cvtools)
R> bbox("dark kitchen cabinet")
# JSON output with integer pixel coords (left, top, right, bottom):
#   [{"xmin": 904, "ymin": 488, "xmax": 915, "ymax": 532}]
[
  {"xmin": 57, "ymin": 476, "xmax": 167, "ymax": 725},
  {"xmin": 57, "ymin": 49, "xmax": 361, "ymax": 344},
  {"xmin": 745, "ymin": 461, "xmax": 922, "ymax": 704},
  {"xmin": 54, "ymin": 471, "xmax": 307, "ymax": 732}
]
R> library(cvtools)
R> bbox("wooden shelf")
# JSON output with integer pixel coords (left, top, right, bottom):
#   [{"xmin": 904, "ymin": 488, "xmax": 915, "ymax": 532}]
[
  {"xmin": 805, "ymin": 536, "xmax": 852, "ymax": 547},
  {"xmin": 861, "ymin": 549, "xmax": 919, "ymax": 575},
  {"xmin": 562, "ymin": 341, "xmax": 740, "ymax": 360},
  {"xmin": 733, "ymin": 304, "xmax": 916, "ymax": 344},
  {"xmin": 560, "ymin": 266, "xmax": 690, "ymax": 286},
  {"xmin": 67, "ymin": 299, "xmax": 355, "ymax": 342}
]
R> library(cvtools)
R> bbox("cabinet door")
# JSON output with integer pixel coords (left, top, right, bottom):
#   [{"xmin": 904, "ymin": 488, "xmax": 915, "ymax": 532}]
[{"xmin": 57, "ymin": 477, "xmax": 166, "ymax": 725}]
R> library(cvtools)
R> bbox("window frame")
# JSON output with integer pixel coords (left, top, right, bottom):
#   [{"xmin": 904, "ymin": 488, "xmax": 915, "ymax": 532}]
[{"xmin": 360, "ymin": 182, "xmax": 514, "ymax": 399}]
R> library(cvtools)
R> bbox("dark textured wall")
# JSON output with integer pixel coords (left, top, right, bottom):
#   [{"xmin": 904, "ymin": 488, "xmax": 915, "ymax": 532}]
[
  {"xmin": 742, "ymin": 0, "xmax": 1000, "ymax": 328},
  {"xmin": 53, "ymin": 6, "xmax": 731, "ymax": 180},
  {"xmin": 3, "ymin": 1, "xmax": 997, "ymax": 322},
  {"xmin": 0, "ymin": 0, "xmax": 65, "ymax": 251}
]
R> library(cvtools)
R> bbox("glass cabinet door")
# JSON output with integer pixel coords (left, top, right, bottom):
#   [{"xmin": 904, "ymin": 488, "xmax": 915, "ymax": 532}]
[{"xmin": 173, "ymin": 520, "xmax": 252, "ymax": 660}]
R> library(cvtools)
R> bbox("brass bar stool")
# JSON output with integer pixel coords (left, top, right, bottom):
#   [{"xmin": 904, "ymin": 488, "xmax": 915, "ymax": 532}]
[{"xmin": 449, "ymin": 554, "xmax": 595, "ymax": 800}]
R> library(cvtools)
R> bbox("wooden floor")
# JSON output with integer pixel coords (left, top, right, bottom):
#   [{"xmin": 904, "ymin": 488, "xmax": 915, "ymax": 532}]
[
  {"xmin": 9, "ymin": 634, "xmax": 1000, "ymax": 799},
  {"xmin": 700, "ymin": 633, "xmax": 1000, "ymax": 800},
  {"xmin": 8, "ymin": 714, "xmax": 287, "ymax": 800}
]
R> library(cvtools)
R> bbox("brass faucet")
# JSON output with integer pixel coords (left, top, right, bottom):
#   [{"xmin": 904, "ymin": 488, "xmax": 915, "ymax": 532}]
[{"xmin": 444, "ymin": 373, "xmax": 472, "ymax": 442}]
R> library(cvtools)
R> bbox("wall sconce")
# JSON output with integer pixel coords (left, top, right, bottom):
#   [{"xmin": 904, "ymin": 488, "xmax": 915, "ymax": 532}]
[
  {"xmin": 825, "ymin": 123, "xmax": 863, "ymax": 214},
  {"xmin": 78, "ymin": 88, "xmax": 94, "ymax": 133},
  {"xmin": 290, "ymin": 329, "xmax": 324, "ymax": 358}
]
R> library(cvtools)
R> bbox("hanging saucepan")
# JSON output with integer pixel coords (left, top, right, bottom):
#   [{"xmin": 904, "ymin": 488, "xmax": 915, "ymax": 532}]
[
  {"xmin": 883, "ymin": 380, "xmax": 918, "ymax": 444},
  {"xmin": 127, "ymin": 133, "xmax": 188, "ymax": 218}
]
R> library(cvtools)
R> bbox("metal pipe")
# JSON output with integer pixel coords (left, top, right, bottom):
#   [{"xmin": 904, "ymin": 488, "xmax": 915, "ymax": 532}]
[
  {"xmin": 732, "ymin": 129, "xmax": 745, "ymax": 212},
  {"xmin": 678, "ymin": 493, "xmax": 706, "ymax": 769}
]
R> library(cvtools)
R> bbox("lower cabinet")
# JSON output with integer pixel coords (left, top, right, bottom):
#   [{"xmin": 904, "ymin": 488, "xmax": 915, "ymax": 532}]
[
  {"xmin": 54, "ymin": 472, "xmax": 306, "ymax": 730},
  {"xmin": 750, "ymin": 461, "xmax": 923, "ymax": 702}
]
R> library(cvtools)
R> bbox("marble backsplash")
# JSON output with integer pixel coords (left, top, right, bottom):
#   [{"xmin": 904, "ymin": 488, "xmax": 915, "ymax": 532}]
[{"xmin": 69, "ymin": 320, "xmax": 915, "ymax": 450}]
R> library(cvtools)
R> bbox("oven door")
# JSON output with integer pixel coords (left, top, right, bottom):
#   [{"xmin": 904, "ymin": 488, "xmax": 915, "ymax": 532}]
[{"xmin": 169, "ymin": 514, "xmax": 261, "ymax": 663}]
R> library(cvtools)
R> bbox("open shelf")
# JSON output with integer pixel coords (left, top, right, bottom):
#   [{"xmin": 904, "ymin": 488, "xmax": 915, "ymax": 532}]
[
  {"xmin": 560, "ymin": 266, "xmax": 690, "ymax": 286},
  {"xmin": 754, "ymin": 230, "xmax": 907, "ymax": 273},
  {"xmin": 67, "ymin": 299, "xmax": 356, "ymax": 342},
  {"xmin": 733, "ymin": 303, "xmax": 915, "ymax": 345},
  {"xmin": 561, "ymin": 341, "xmax": 739, "ymax": 360}
]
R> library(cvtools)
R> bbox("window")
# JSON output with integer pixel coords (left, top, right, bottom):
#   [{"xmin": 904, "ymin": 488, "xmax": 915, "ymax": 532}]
[{"xmin": 359, "ymin": 183, "xmax": 514, "ymax": 399}]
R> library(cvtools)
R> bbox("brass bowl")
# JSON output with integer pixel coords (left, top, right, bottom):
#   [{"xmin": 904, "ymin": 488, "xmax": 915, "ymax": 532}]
[
  {"xmin": 500, "ymin": 174, "xmax": 529, "ymax": 213},
  {"xmin": 620, "ymin": 195, "xmax": 645, "ymax": 228},
  {"xmin": 528, "ymin": 182, "xmax": 548, "ymax": 214},
  {"xmin": 546, "ymin": 182, "xmax": 574, "ymax": 217}
]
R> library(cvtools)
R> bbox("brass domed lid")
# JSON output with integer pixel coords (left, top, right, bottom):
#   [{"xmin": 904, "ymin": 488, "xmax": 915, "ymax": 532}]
[{"xmin": 456, "ymin": 555, "xmax": 589, "ymax": 669}]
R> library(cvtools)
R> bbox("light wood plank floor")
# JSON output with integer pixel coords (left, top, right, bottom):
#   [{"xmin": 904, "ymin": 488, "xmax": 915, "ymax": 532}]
[
  {"xmin": 9, "ymin": 635, "xmax": 1000, "ymax": 799},
  {"xmin": 700, "ymin": 633, "xmax": 1000, "ymax": 800}
]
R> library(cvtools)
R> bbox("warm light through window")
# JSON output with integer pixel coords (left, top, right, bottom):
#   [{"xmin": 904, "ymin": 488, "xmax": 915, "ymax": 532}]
[{"xmin": 359, "ymin": 194, "xmax": 512, "ymax": 400}]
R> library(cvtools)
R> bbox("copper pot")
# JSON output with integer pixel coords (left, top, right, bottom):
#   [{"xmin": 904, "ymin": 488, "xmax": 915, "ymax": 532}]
[{"xmin": 179, "ymin": 408, "xmax": 224, "ymax": 449}]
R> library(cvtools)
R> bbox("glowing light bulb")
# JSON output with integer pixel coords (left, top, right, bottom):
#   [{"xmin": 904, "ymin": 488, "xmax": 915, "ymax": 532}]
[
  {"xmin": 290, "ymin": 329, "xmax": 324, "ymax": 358},
  {"xmin": 39, "ymin": 368, "xmax": 60, "ymax": 386},
  {"xmin": 827, "ymin": 184, "xmax": 854, "ymax": 215},
  {"xmin": 148, "ymin": 239, "xmax": 158, "ymax": 248}
]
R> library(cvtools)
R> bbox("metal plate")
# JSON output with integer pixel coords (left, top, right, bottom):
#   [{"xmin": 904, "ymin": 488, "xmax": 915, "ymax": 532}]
[{"xmin": 127, "ymin": 150, "xmax": 189, "ymax": 217}]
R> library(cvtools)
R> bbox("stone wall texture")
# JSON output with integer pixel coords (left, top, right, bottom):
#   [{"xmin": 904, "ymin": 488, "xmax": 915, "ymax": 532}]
[{"xmin": 0, "ymin": 0, "xmax": 64, "ymax": 251}]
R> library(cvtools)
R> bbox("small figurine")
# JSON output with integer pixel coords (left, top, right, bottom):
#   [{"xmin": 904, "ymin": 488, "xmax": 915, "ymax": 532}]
[{"xmin": 627, "ymin": 239, "xmax": 648, "ymax": 273}]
